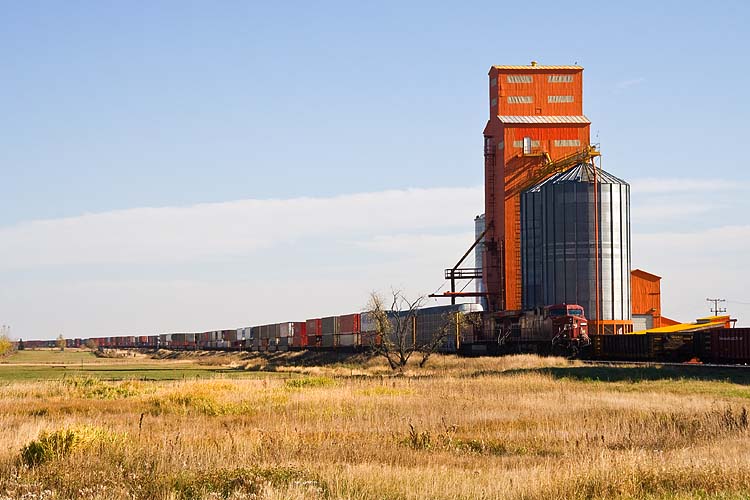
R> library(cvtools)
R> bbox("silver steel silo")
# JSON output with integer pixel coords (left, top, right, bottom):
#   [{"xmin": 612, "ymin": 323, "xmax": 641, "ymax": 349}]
[
  {"xmin": 520, "ymin": 186, "xmax": 543, "ymax": 309},
  {"xmin": 474, "ymin": 214, "xmax": 488, "ymax": 311},
  {"xmin": 521, "ymin": 163, "xmax": 631, "ymax": 333}
]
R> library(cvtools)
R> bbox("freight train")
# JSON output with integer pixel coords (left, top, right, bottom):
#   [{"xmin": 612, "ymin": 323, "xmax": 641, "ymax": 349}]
[
  {"xmin": 16, "ymin": 303, "xmax": 746, "ymax": 364},
  {"xmin": 19, "ymin": 302, "xmax": 588, "ymax": 357}
]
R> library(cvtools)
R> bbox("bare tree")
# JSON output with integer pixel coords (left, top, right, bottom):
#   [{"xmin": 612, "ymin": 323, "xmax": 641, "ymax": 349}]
[
  {"xmin": 366, "ymin": 290, "xmax": 424, "ymax": 370},
  {"xmin": 56, "ymin": 334, "xmax": 66, "ymax": 351},
  {"xmin": 366, "ymin": 290, "xmax": 475, "ymax": 370}
]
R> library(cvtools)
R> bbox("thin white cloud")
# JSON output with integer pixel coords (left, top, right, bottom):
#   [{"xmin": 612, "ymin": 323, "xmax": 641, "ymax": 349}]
[
  {"xmin": 630, "ymin": 202, "xmax": 714, "ymax": 221},
  {"xmin": 0, "ymin": 187, "xmax": 484, "ymax": 338},
  {"xmin": 630, "ymin": 177, "xmax": 745, "ymax": 194},
  {"xmin": 350, "ymin": 233, "xmax": 475, "ymax": 255},
  {"xmin": 0, "ymin": 187, "xmax": 483, "ymax": 271},
  {"xmin": 615, "ymin": 77, "xmax": 645, "ymax": 89}
]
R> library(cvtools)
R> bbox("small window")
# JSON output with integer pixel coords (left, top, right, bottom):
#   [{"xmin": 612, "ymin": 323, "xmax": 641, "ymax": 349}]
[
  {"xmin": 523, "ymin": 137, "xmax": 532, "ymax": 154},
  {"xmin": 507, "ymin": 75, "xmax": 532, "ymax": 83},
  {"xmin": 548, "ymin": 95, "xmax": 574, "ymax": 103},
  {"xmin": 491, "ymin": 98, "xmax": 497, "ymax": 107},
  {"xmin": 549, "ymin": 75, "xmax": 574, "ymax": 83},
  {"xmin": 508, "ymin": 96, "xmax": 533, "ymax": 104}
]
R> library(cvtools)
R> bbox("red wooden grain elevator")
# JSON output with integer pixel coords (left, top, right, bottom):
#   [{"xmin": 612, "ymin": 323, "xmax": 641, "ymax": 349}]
[{"xmin": 482, "ymin": 62, "xmax": 590, "ymax": 312}]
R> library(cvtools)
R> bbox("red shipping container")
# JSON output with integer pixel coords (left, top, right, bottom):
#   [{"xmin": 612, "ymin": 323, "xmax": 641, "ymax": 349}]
[
  {"xmin": 339, "ymin": 313, "xmax": 360, "ymax": 335},
  {"xmin": 306, "ymin": 318, "xmax": 321, "ymax": 336},
  {"xmin": 291, "ymin": 322, "xmax": 307, "ymax": 348}
]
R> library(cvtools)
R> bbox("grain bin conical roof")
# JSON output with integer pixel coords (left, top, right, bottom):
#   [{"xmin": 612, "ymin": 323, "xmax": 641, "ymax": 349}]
[{"xmin": 527, "ymin": 162, "xmax": 628, "ymax": 193}]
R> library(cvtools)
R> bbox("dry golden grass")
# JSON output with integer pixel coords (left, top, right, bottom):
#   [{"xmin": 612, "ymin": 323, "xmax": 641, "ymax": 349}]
[{"xmin": 0, "ymin": 354, "xmax": 749, "ymax": 499}]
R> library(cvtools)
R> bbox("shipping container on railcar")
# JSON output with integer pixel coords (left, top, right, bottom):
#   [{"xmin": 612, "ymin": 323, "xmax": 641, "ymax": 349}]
[
  {"xmin": 415, "ymin": 303, "xmax": 484, "ymax": 353},
  {"xmin": 338, "ymin": 313, "xmax": 360, "ymax": 349},
  {"xmin": 306, "ymin": 318, "xmax": 322, "ymax": 348},
  {"xmin": 291, "ymin": 322, "xmax": 307, "ymax": 349},
  {"xmin": 251, "ymin": 326, "xmax": 260, "ymax": 351},
  {"xmin": 321, "ymin": 316, "xmax": 339, "ymax": 348},
  {"xmin": 359, "ymin": 312, "xmax": 382, "ymax": 349}
]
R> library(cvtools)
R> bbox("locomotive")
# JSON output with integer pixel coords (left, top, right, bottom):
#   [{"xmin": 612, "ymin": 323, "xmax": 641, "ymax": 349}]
[{"xmin": 485, "ymin": 303, "xmax": 590, "ymax": 357}]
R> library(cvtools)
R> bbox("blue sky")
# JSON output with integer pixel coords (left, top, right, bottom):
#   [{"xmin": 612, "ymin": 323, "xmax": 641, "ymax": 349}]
[{"xmin": 2, "ymin": 1, "xmax": 749, "ymax": 338}]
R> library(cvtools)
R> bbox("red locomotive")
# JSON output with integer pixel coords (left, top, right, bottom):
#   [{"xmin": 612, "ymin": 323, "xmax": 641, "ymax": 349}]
[{"xmin": 492, "ymin": 303, "xmax": 590, "ymax": 357}]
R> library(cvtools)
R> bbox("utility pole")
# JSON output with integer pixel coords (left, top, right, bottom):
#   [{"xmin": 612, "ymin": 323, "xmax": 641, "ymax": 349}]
[{"xmin": 706, "ymin": 298, "xmax": 727, "ymax": 316}]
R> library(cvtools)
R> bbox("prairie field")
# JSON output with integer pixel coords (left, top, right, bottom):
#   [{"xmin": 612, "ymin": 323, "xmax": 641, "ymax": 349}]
[{"xmin": 1, "ymin": 349, "xmax": 750, "ymax": 499}]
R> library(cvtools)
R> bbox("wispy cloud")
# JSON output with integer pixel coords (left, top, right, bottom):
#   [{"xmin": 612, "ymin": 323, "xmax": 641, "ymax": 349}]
[
  {"xmin": 631, "ymin": 202, "xmax": 714, "ymax": 222},
  {"xmin": 0, "ymin": 187, "xmax": 484, "ymax": 338},
  {"xmin": 615, "ymin": 77, "xmax": 645, "ymax": 89},
  {"xmin": 0, "ymin": 187, "xmax": 483, "ymax": 271},
  {"xmin": 630, "ymin": 177, "xmax": 746, "ymax": 194}
]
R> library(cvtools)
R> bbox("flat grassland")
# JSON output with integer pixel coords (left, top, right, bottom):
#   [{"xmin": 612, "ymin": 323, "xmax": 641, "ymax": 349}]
[{"xmin": 2, "ymin": 349, "xmax": 750, "ymax": 499}]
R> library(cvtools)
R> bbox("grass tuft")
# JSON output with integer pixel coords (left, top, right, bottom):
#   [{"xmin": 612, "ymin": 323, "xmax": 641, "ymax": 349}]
[{"xmin": 20, "ymin": 425, "xmax": 126, "ymax": 467}]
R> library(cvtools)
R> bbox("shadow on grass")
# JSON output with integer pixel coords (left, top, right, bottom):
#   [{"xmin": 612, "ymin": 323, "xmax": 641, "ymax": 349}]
[
  {"xmin": 477, "ymin": 365, "xmax": 750, "ymax": 385},
  {"xmin": 237, "ymin": 350, "xmax": 374, "ymax": 370}
]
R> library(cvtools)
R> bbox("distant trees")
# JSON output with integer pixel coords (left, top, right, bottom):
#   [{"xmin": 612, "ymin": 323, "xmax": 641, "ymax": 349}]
[
  {"xmin": 84, "ymin": 338, "xmax": 98, "ymax": 350},
  {"xmin": 366, "ymin": 290, "xmax": 471, "ymax": 370},
  {"xmin": 56, "ymin": 334, "xmax": 66, "ymax": 351},
  {"xmin": 0, "ymin": 335, "xmax": 13, "ymax": 356}
]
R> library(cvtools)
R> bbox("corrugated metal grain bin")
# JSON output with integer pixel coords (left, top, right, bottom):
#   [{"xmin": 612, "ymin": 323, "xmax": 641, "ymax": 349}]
[
  {"xmin": 522, "ymin": 164, "xmax": 631, "ymax": 333},
  {"xmin": 339, "ymin": 314, "xmax": 360, "ymax": 334},
  {"xmin": 709, "ymin": 328, "xmax": 750, "ymax": 363}
]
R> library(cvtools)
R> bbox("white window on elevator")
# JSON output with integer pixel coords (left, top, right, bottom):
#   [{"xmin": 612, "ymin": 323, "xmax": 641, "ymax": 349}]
[
  {"xmin": 523, "ymin": 137, "xmax": 533, "ymax": 154},
  {"xmin": 507, "ymin": 96, "xmax": 533, "ymax": 104},
  {"xmin": 507, "ymin": 75, "xmax": 532, "ymax": 83}
]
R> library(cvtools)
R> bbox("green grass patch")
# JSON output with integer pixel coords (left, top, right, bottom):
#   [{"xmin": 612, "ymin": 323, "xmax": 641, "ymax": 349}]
[
  {"xmin": 3, "ymin": 349, "xmax": 101, "ymax": 365},
  {"xmin": 285, "ymin": 376, "xmax": 335, "ymax": 389},
  {"xmin": 62, "ymin": 376, "xmax": 143, "ymax": 399},
  {"xmin": 0, "ymin": 363, "xmax": 292, "ymax": 382}
]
